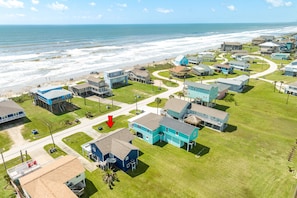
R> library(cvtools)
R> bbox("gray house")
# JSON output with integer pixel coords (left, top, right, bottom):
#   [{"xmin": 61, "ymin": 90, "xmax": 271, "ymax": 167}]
[
  {"xmin": 0, "ymin": 100, "xmax": 26, "ymax": 124},
  {"xmin": 192, "ymin": 64, "xmax": 214, "ymax": 76},
  {"xmin": 228, "ymin": 61, "xmax": 250, "ymax": 71},
  {"xmin": 221, "ymin": 42, "xmax": 242, "ymax": 51},
  {"xmin": 216, "ymin": 75, "xmax": 249, "ymax": 93},
  {"xmin": 283, "ymin": 60, "xmax": 297, "ymax": 77},
  {"xmin": 127, "ymin": 67, "xmax": 151, "ymax": 84}
]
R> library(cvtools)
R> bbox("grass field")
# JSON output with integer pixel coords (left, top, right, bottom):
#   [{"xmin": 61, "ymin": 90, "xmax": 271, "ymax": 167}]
[
  {"xmin": 14, "ymin": 96, "xmax": 119, "ymax": 141},
  {"xmin": 147, "ymin": 98, "xmax": 168, "ymax": 108},
  {"xmin": 0, "ymin": 131, "xmax": 13, "ymax": 151},
  {"xmin": 264, "ymin": 70, "xmax": 297, "ymax": 83},
  {"xmin": 92, "ymin": 114, "xmax": 134, "ymax": 133},
  {"xmin": 43, "ymin": 144, "xmax": 67, "ymax": 159},
  {"xmin": 82, "ymin": 79, "xmax": 297, "ymax": 198},
  {"xmin": 110, "ymin": 81, "xmax": 167, "ymax": 104},
  {"xmin": 62, "ymin": 132, "xmax": 93, "ymax": 158}
]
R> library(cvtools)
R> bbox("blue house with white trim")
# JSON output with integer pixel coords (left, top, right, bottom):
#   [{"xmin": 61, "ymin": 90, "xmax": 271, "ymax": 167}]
[
  {"xmin": 283, "ymin": 60, "xmax": 297, "ymax": 77},
  {"xmin": 90, "ymin": 128, "xmax": 139, "ymax": 172},
  {"xmin": 129, "ymin": 113, "xmax": 198, "ymax": 151},
  {"xmin": 31, "ymin": 86, "xmax": 73, "ymax": 113},
  {"xmin": 172, "ymin": 55, "xmax": 189, "ymax": 66}
]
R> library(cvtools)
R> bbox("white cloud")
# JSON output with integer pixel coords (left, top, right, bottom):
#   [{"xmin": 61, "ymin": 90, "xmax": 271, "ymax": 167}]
[
  {"xmin": 30, "ymin": 6, "xmax": 37, "ymax": 11},
  {"xmin": 31, "ymin": 0, "xmax": 39, "ymax": 4},
  {"xmin": 116, "ymin": 3, "xmax": 127, "ymax": 8},
  {"xmin": 48, "ymin": 1, "xmax": 68, "ymax": 11},
  {"xmin": 0, "ymin": 0, "xmax": 24, "ymax": 8},
  {"xmin": 265, "ymin": 0, "xmax": 293, "ymax": 7},
  {"xmin": 89, "ymin": 2, "xmax": 95, "ymax": 6},
  {"xmin": 156, "ymin": 8, "xmax": 173, "ymax": 14},
  {"xmin": 97, "ymin": 14, "xmax": 102, "ymax": 19},
  {"xmin": 227, "ymin": 5, "xmax": 236, "ymax": 11},
  {"xmin": 143, "ymin": 8, "xmax": 148, "ymax": 13},
  {"xmin": 211, "ymin": 8, "xmax": 216, "ymax": 12}
]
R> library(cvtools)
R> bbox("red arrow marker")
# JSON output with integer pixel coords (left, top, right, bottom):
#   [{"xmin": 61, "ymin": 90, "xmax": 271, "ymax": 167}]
[{"xmin": 106, "ymin": 115, "xmax": 114, "ymax": 128}]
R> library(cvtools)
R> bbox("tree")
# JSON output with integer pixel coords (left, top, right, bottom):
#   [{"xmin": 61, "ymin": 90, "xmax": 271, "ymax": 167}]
[
  {"xmin": 155, "ymin": 97, "xmax": 162, "ymax": 115},
  {"xmin": 177, "ymin": 91, "xmax": 184, "ymax": 99},
  {"xmin": 279, "ymin": 81, "xmax": 284, "ymax": 93},
  {"xmin": 169, "ymin": 95, "xmax": 174, "ymax": 99},
  {"xmin": 102, "ymin": 168, "xmax": 118, "ymax": 189}
]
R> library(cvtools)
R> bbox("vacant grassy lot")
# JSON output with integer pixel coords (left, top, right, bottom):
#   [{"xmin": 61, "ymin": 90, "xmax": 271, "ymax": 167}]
[
  {"xmin": 14, "ymin": 95, "xmax": 119, "ymax": 141},
  {"xmin": 92, "ymin": 114, "xmax": 134, "ymax": 133},
  {"xmin": 0, "ymin": 131, "xmax": 13, "ymax": 151},
  {"xmin": 62, "ymin": 132, "xmax": 93, "ymax": 158},
  {"xmin": 264, "ymin": 70, "xmax": 297, "ymax": 83},
  {"xmin": 83, "ymin": 79, "xmax": 297, "ymax": 198},
  {"xmin": 43, "ymin": 144, "xmax": 67, "ymax": 159},
  {"xmin": 110, "ymin": 81, "xmax": 167, "ymax": 104},
  {"xmin": 147, "ymin": 98, "xmax": 168, "ymax": 108}
]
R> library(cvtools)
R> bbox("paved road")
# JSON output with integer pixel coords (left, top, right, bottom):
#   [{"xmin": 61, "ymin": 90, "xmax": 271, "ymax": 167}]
[{"xmin": 0, "ymin": 55, "xmax": 282, "ymax": 169}]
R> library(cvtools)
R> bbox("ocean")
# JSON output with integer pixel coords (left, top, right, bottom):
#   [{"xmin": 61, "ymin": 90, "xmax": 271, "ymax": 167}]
[{"xmin": 1, "ymin": 23, "xmax": 297, "ymax": 94}]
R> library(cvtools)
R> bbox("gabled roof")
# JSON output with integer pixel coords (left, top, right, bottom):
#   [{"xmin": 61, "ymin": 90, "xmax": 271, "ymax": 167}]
[
  {"xmin": 190, "ymin": 103, "xmax": 228, "ymax": 120},
  {"xmin": 185, "ymin": 81, "xmax": 216, "ymax": 91},
  {"xmin": 193, "ymin": 64, "xmax": 211, "ymax": 71},
  {"xmin": 87, "ymin": 76, "xmax": 102, "ymax": 83},
  {"xmin": 130, "ymin": 68, "xmax": 150, "ymax": 78},
  {"xmin": 111, "ymin": 139, "xmax": 139, "ymax": 161},
  {"xmin": 170, "ymin": 66, "xmax": 191, "ymax": 73},
  {"xmin": 19, "ymin": 155, "xmax": 84, "ymax": 198},
  {"xmin": 259, "ymin": 42, "xmax": 280, "ymax": 47},
  {"xmin": 164, "ymin": 98, "xmax": 189, "ymax": 114},
  {"xmin": 0, "ymin": 100, "xmax": 25, "ymax": 117},
  {"xmin": 131, "ymin": 113, "xmax": 163, "ymax": 131},
  {"xmin": 175, "ymin": 55, "xmax": 186, "ymax": 62},
  {"xmin": 160, "ymin": 116, "xmax": 197, "ymax": 136},
  {"xmin": 214, "ymin": 64, "xmax": 231, "ymax": 69},
  {"xmin": 92, "ymin": 128, "xmax": 137, "ymax": 157}
]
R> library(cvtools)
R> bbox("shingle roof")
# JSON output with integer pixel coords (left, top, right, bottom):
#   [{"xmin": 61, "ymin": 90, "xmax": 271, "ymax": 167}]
[
  {"xmin": 131, "ymin": 68, "xmax": 150, "ymax": 78},
  {"xmin": 111, "ymin": 139, "xmax": 138, "ymax": 161},
  {"xmin": 185, "ymin": 81, "xmax": 216, "ymax": 91},
  {"xmin": 92, "ymin": 128, "xmax": 138, "ymax": 157},
  {"xmin": 170, "ymin": 66, "xmax": 191, "ymax": 73},
  {"xmin": 0, "ymin": 100, "xmax": 24, "ymax": 117},
  {"xmin": 190, "ymin": 103, "xmax": 228, "ymax": 120},
  {"xmin": 164, "ymin": 98, "xmax": 189, "ymax": 114},
  {"xmin": 19, "ymin": 155, "xmax": 84, "ymax": 198},
  {"xmin": 132, "ymin": 113, "xmax": 163, "ymax": 131},
  {"xmin": 87, "ymin": 76, "xmax": 101, "ymax": 83},
  {"xmin": 160, "ymin": 116, "xmax": 197, "ymax": 136}
]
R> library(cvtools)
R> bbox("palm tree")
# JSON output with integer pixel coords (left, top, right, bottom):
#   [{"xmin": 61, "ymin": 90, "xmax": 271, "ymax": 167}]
[
  {"xmin": 155, "ymin": 97, "xmax": 162, "ymax": 115},
  {"xmin": 102, "ymin": 168, "xmax": 118, "ymax": 189},
  {"xmin": 177, "ymin": 91, "xmax": 184, "ymax": 99},
  {"xmin": 279, "ymin": 81, "xmax": 284, "ymax": 93},
  {"xmin": 274, "ymin": 81, "xmax": 277, "ymax": 92}
]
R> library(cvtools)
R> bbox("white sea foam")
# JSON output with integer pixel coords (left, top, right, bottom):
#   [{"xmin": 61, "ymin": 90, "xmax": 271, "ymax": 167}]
[{"xmin": 1, "ymin": 26, "xmax": 297, "ymax": 94}]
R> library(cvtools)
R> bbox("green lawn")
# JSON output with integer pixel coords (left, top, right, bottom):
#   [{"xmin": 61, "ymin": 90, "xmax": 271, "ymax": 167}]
[
  {"xmin": 110, "ymin": 81, "xmax": 167, "ymax": 104},
  {"xmin": 0, "ymin": 155, "xmax": 31, "ymax": 198},
  {"xmin": 15, "ymin": 96, "xmax": 119, "ymax": 141},
  {"xmin": 43, "ymin": 144, "xmax": 67, "ymax": 159},
  {"xmin": 264, "ymin": 70, "xmax": 297, "ymax": 83},
  {"xmin": 92, "ymin": 114, "xmax": 134, "ymax": 133},
  {"xmin": 83, "ymin": 79, "xmax": 297, "ymax": 198},
  {"xmin": 0, "ymin": 131, "xmax": 13, "ymax": 151},
  {"xmin": 62, "ymin": 132, "xmax": 93, "ymax": 158},
  {"xmin": 147, "ymin": 98, "xmax": 168, "ymax": 108}
]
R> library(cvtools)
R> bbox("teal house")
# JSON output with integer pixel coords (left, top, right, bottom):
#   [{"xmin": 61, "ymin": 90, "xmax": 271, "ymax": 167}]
[
  {"xmin": 129, "ymin": 113, "xmax": 198, "ymax": 151},
  {"xmin": 185, "ymin": 81, "xmax": 218, "ymax": 106}
]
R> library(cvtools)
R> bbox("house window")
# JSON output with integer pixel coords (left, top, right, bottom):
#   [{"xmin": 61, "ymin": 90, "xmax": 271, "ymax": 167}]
[
  {"xmin": 146, "ymin": 136, "xmax": 149, "ymax": 140},
  {"xmin": 76, "ymin": 174, "xmax": 81, "ymax": 178},
  {"xmin": 125, "ymin": 156, "xmax": 129, "ymax": 161},
  {"xmin": 166, "ymin": 127, "xmax": 168, "ymax": 132},
  {"xmin": 92, "ymin": 146, "xmax": 96, "ymax": 152},
  {"xmin": 175, "ymin": 131, "xmax": 179, "ymax": 136}
]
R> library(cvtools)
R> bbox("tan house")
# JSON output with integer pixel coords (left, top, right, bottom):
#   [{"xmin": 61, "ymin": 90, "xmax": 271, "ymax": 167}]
[
  {"xmin": 169, "ymin": 66, "xmax": 191, "ymax": 78},
  {"xmin": 221, "ymin": 42, "xmax": 242, "ymax": 51},
  {"xmin": 127, "ymin": 67, "xmax": 151, "ymax": 84},
  {"xmin": 19, "ymin": 155, "xmax": 86, "ymax": 198}
]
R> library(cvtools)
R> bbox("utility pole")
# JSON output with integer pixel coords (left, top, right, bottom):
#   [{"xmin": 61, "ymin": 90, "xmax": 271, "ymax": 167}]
[{"xmin": 1, "ymin": 149, "xmax": 7, "ymax": 171}]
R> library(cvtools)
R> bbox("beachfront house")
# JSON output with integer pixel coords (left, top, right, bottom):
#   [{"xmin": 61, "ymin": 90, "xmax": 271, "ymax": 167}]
[
  {"xmin": 284, "ymin": 81, "xmax": 297, "ymax": 96},
  {"xmin": 283, "ymin": 60, "xmax": 297, "ymax": 77},
  {"xmin": 271, "ymin": 53, "xmax": 290, "ymax": 60},
  {"xmin": 192, "ymin": 64, "xmax": 214, "ymax": 76},
  {"xmin": 228, "ymin": 61, "xmax": 250, "ymax": 71},
  {"xmin": 0, "ymin": 99, "xmax": 26, "ymax": 124},
  {"xmin": 169, "ymin": 66, "xmax": 191, "ymax": 78},
  {"xmin": 162, "ymin": 98, "xmax": 229, "ymax": 132},
  {"xmin": 213, "ymin": 64, "xmax": 234, "ymax": 74},
  {"xmin": 172, "ymin": 55, "xmax": 189, "ymax": 66},
  {"xmin": 104, "ymin": 69, "xmax": 128, "ymax": 89},
  {"xmin": 129, "ymin": 112, "xmax": 198, "ymax": 151},
  {"xmin": 127, "ymin": 67, "xmax": 151, "ymax": 84},
  {"xmin": 69, "ymin": 76, "xmax": 112, "ymax": 97},
  {"xmin": 90, "ymin": 128, "xmax": 139, "ymax": 172},
  {"xmin": 252, "ymin": 37, "xmax": 266, "ymax": 45},
  {"xmin": 185, "ymin": 81, "xmax": 218, "ymax": 107},
  {"xmin": 259, "ymin": 42, "xmax": 280, "ymax": 54},
  {"xmin": 279, "ymin": 39, "xmax": 295, "ymax": 52},
  {"xmin": 221, "ymin": 42, "xmax": 242, "ymax": 52},
  {"xmin": 216, "ymin": 75, "xmax": 249, "ymax": 93},
  {"xmin": 19, "ymin": 155, "xmax": 86, "ymax": 198},
  {"xmin": 31, "ymin": 86, "xmax": 73, "ymax": 114}
]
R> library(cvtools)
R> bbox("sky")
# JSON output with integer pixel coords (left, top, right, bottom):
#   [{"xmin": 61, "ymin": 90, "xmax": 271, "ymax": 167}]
[{"xmin": 0, "ymin": 0, "xmax": 297, "ymax": 24}]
